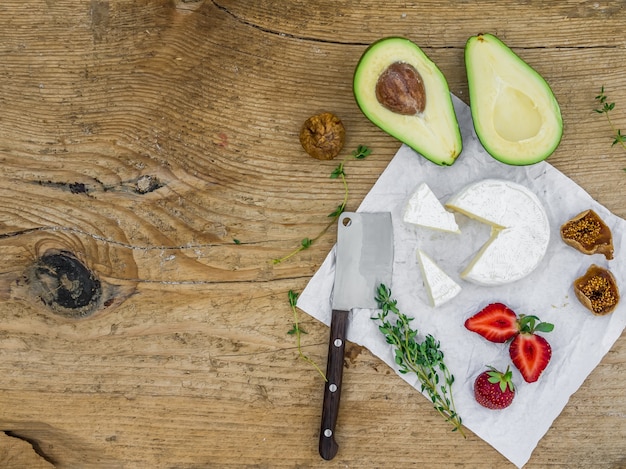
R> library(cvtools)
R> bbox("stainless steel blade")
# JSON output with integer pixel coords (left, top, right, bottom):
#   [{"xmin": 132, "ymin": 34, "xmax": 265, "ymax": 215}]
[{"xmin": 332, "ymin": 211, "xmax": 394, "ymax": 311}]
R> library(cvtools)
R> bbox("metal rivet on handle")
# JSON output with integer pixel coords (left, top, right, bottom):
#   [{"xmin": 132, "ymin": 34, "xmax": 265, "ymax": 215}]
[
  {"xmin": 333, "ymin": 338, "xmax": 342, "ymax": 347},
  {"xmin": 324, "ymin": 429, "xmax": 332, "ymax": 437},
  {"xmin": 329, "ymin": 384, "xmax": 337, "ymax": 392}
]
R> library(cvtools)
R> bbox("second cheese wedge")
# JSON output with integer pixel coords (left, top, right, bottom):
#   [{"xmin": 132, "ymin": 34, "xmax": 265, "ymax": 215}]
[{"xmin": 417, "ymin": 249, "xmax": 462, "ymax": 307}]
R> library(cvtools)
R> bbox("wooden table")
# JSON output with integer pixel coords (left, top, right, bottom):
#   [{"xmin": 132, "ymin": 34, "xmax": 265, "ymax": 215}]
[{"xmin": 1, "ymin": 1, "xmax": 625, "ymax": 467}]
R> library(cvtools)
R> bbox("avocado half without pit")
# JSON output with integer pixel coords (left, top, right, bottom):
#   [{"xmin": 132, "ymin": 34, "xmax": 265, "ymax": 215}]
[
  {"xmin": 353, "ymin": 37, "xmax": 462, "ymax": 166},
  {"xmin": 465, "ymin": 33, "xmax": 563, "ymax": 165}
]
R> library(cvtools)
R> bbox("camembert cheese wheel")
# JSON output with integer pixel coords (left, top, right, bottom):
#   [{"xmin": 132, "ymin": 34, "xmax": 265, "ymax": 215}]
[{"xmin": 445, "ymin": 179, "xmax": 550, "ymax": 285}]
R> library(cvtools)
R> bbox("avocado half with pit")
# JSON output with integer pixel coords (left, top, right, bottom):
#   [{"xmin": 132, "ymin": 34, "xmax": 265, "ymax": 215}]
[
  {"xmin": 353, "ymin": 37, "xmax": 462, "ymax": 166},
  {"xmin": 465, "ymin": 33, "xmax": 563, "ymax": 165}
]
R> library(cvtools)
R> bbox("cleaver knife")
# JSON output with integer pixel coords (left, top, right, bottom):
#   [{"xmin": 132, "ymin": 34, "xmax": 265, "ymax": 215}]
[{"xmin": 319, "ymin": 211, "xmax": 394, "ymax": 460}]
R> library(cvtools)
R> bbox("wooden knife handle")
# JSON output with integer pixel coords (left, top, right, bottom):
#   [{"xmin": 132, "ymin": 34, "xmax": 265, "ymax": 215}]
[{"xmin": 319, "ymin": 308, "xmax": 349, "ymax": 460}]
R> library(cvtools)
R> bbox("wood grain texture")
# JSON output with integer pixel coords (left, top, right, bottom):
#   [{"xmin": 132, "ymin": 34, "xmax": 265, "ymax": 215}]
[
  {"xmin": 0, "ymin": 1, "xmax": 625, "ymax": 467},
  {"xmin": 0, "ymin": 432, "xmax": 55, "ymax": 469}
]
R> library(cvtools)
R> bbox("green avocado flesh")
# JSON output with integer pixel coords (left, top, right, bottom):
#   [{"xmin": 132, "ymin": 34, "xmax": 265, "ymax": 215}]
[
  {"xmin": 353, "ymin": 37, "xmax": 462, "ymax": 166},
  {"xmin": 465, "ymin": 34, "xmax": 563, "ymax": 165}
]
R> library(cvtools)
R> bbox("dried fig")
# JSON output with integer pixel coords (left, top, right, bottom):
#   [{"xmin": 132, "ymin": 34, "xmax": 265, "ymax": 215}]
[
  {"xmin": 299, "ymin": 112, "xmax": 345, "ymax": 160},
  {"xmin": 560, "ymin": 209, "xmax": 614, "ymax": 260},
  {"xmin": 574, "ymin": 264, "xmax": 619, "ymax": 316}
]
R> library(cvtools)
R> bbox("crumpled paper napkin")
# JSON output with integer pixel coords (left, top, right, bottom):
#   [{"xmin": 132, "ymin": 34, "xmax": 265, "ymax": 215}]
[{"xmin": 297, "ymin": 96, "xmax": 626, "ymax": 468}]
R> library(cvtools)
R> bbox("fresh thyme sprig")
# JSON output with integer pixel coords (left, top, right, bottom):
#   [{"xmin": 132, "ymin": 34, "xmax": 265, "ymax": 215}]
[
  {"xmin": 287, "ymin": 290, "xmax": 326, "ymax": 380},
  {"xmin": 595, "ymin": 86, "xmax": 626, "ymax": 153},
  {"xmin": 372, "ymin": 284, "xmax": 465, "ymax": 437},
  {"xmin": 272, "ymin": 145, "xmax": 371, "ymax": 264}
]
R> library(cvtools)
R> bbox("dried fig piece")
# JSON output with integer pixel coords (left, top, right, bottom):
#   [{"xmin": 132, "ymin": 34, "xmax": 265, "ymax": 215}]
[
  {"xmin": 375, "ymin": 62, "xmax": 426, "ymax": 115},
  {"xmin": 299, "ymin": 112, "xmax": 345, "ymax": 160},
  {"xmin": 574, "ymin": 264, "xmax": 619, "ymax": 316},
  {"xmin": 560, "ymin": 209, "xmax": 614, "ymax": 260}
]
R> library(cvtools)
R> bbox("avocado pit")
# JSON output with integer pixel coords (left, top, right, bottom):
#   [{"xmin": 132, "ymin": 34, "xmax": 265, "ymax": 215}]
[{"xmin": 375, "ymin": 62, "xmax": 426, "ymax": 115}]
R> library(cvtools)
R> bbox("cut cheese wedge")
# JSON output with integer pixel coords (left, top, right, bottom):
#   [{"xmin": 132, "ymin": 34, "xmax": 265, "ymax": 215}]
[
  {"xmin": 404, "ymin": 182, "xmax": 460, "ymax": 233},
  {"xmin": 417, "ymin": 249, "xmax": 462, "ymax": 307},
  {"xmin": 445, "ymin": 179, "xmax": 550, "ymax": 286}
]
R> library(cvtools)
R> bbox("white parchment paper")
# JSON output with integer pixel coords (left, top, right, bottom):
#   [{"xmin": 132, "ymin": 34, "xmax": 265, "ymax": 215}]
[{"xmin": 297, "ymin": 96, "xmax": 626, "ymax": 468}]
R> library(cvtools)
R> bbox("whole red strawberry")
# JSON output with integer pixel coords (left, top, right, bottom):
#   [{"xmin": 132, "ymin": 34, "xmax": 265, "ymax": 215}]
[
  {"xmin": 509, "ymin": 315, "xmax": 554, "ymax": 383},
  {"xmin": 474, "ymin": 366, "xmax": 516, "ymax": 410},
  {"xmin": 464, "ymin": 303, "xmax": 518, "ymax": 343}
]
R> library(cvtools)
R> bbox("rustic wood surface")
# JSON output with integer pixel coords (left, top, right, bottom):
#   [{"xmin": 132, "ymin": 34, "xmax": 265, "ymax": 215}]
[{"xmin": 1, "ymin": 1, "xmax": 625, "ymax": 468}]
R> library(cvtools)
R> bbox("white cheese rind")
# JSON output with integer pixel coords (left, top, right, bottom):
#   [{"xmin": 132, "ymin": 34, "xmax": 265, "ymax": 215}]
[
  {"xmin": 445, "ymin": 179, "xmax": 550, "ymax": 286},
  {"xmin": 403, "ymin": 182, "xmax": 460, "ymax": 233},
  {"xmin": 417, "ymin": 249, "xmax": 462, "ymax": 307}
]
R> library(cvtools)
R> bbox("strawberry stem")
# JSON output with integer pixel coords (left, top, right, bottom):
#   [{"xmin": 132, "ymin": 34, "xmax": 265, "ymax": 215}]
[{"xmin": 517, "ymin": 314, "xmax": 554, "ymax": 334}]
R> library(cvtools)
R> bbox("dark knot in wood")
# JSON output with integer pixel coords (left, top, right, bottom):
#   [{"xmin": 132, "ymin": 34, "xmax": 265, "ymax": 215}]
[{"xmin": 26, "ymin": 250, "xmax": 102, "ymax": 319}]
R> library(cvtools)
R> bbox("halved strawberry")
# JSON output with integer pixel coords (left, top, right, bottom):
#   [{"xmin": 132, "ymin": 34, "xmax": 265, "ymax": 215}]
[
  {"xmin": 474, "ymin": 366, "xmax": 516, "ymax": 410},
  {"xmin": 464, "ymin": 303, "xmax": 518, "ymax": 343},
  {"xmin": 509, "ymin": 315, "xmax": 554, "ymax": 383}
]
